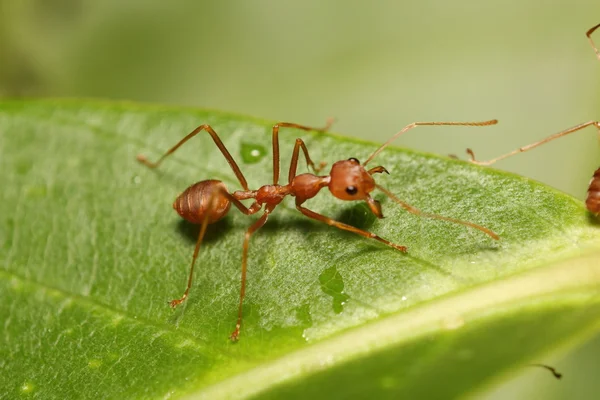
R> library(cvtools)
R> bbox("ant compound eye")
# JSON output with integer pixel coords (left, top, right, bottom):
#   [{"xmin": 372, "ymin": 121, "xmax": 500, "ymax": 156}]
[
  {"xmin": 345, "ymin": 185, "xmax": 358, "ymax": 195},
  {"xmin": 348, "ymin": 157, "xmax": 360, "ymax": 164}
]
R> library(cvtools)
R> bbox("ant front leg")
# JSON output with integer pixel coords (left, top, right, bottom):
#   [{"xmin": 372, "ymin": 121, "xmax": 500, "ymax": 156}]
[
  {"xmin": 271, "ymin": 120, "xmax": 333, "ymax": 184},
  {"xmin": 295, "ymin": 201, "xmax": 408, "ymax": 252},
  {"xmin": 137, "ymin": 124, "xmax": 250, "ymax": 190}
]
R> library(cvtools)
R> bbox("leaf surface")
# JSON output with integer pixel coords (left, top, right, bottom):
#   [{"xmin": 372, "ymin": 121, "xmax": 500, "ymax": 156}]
[{"xmin": 1, "ymin": 100, "xmax": 599, "ymax": 399}]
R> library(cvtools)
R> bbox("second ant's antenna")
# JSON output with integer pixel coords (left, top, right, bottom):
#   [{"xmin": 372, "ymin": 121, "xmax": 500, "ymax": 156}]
[{"xmin": 363, "ymin": 120, "xmax": 498, "ymax": 166}]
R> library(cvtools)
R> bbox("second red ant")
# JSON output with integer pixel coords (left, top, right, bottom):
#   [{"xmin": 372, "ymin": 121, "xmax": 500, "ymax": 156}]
[{"xmin": 138, "ymin": 119, "xmax": 499, "ymax": 341}]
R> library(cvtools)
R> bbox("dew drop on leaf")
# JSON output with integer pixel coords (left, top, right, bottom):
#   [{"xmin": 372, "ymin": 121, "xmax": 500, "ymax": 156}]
[
  {"xmin": 319, "ymin": 266, "xmax": 350, "ymax": 314},
  {"xmin": 240, "ymin": 142, "xmax": 267, "ymax": 164},
  {"xmin": 20, "ymin": 382, "xmax": 34, "ymax": 394}
]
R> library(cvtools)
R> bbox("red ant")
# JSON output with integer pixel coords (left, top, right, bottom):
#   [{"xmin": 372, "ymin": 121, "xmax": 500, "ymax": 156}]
[
  {"xmin": 465, "ymin": 23, "xmax": 600, "ymax": 215},
  {"xmin": 137, "ymin": 119, "xmax": 499, "ymax": 341}
]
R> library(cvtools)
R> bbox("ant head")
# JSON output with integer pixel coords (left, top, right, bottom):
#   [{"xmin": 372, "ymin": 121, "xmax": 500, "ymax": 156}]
[{"xmin": 328, "ymin": 158, "xmax": 383, "ymax": 217}]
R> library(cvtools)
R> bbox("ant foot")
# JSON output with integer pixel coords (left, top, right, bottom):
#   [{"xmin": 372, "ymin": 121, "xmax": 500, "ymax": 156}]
[
  {"xmin": 229, "ymin": 324, "xmax": 241, "ymax": 342},
  {"xmin": 137, "ymin": 154, "xmax": 159, "ymax": 168},
  {"xmin": 465, "ymin": 148, "xmax": 478, "ymax": 162},
  {"xmin": 168, "ymin": 297, "xmax": 185, "ymax": 308},
  {"xmin": 464, "ymin": 148, "xmax": 491, "ymax": 165},
  {"xmin": 393, "ymin": 244, "xmax": 408, "ymax": 253}
]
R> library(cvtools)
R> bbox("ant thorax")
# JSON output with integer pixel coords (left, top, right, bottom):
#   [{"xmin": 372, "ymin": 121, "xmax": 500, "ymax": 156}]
[{"xmin": 290, "ymin": 173, "xmax": 329, "ymax": 202}]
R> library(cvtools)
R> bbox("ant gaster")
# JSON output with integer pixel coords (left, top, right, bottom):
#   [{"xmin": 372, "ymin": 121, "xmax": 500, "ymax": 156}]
[
  {"xmin": 466, "ymin": 23, "xmax": 600, "ymax": 215},
  {"xmin": 137, "ymin": 119, "xmax": 499, "ymax": 341}
]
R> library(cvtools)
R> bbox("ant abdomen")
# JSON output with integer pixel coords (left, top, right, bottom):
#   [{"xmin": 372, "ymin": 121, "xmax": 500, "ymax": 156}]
[
  {"xmin": 586, "ymin": 168, "xmax": 600, "ymax": 215},
  {"xmin": 173, "ymin": 179, "xmax": 231, "ymax": 224}
]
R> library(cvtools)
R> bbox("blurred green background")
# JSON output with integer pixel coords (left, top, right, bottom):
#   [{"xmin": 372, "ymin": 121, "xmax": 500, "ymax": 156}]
[{"xmin": 1, "ymin": 0, "xmax": 599, "ymax": 398}]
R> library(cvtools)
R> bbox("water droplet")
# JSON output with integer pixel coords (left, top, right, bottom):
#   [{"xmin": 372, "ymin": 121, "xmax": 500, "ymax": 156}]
[
  {"xmin": 240, "ymin": 142, "xmax": 267, "ymax": 164},
  {"xmin": 21, "ymin": 382, "xmax": 34, "ymax": 394},
  {"xmin": 132, "ymin": 175, "xmax": 142, "ymax": 185},
  {"xmin": 319, "ymin": 266, "xmax": 350, "ymax": 314}
]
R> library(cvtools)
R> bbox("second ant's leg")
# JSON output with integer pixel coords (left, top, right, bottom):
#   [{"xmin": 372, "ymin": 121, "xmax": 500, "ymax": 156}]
[
  {"xmin": 467, "ymin": 121, "xmax": 600, "ymax": 166},
  {"xmin": 137, "ymin": 124, "xmax": 250, "ymax": 190},
  {"xmin": 271, "ymin": 120, "xmax": 333, "ymax": 185},
  {"xmin": 296, "ymin": 201, "xmax": 408, "ymax": 252},
  {"xmin": 170, "ymin": 189, "xmax": 262, "ymax": 308},
  {"xmin": 230, "ymin": 210, "xmax": 271, "ymax": 342}
]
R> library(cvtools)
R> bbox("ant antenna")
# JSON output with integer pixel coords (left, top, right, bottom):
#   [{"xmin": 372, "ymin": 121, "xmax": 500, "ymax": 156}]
[
  {"xmin": 376, "ymin": 184, "xmax": 500, "ymax": 240},
  {"xmin": 529, "ymin": 363, "xmax": 562, "ymax": 380},
  {"xmin": 363, "ymin": 120, "xmax": 498, "ymax": 167}
]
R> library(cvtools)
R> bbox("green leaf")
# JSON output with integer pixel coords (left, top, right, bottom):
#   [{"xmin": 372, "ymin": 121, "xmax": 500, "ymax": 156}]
[{"xmin": 1, "ymin": 99, "xmax": 599, "ymax": 399}]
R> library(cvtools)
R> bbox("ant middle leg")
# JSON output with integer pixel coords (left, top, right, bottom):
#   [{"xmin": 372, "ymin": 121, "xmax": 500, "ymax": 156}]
[
  {"xmin": 137, "ymin": 124, "xmax": 250, "ymax": 190},
  {"xmin": 271, "ymin": 119, "xmax": 333, "ymax": 185},
  {"xmin": 466, "ymin": 121, "xmax": 600, "ymax": 166}
]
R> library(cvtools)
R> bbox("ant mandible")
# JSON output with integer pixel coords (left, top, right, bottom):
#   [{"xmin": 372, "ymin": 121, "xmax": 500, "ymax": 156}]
[
  {"xmin": 465, "ymin": 23, "xmax": 600, "ymax": 214},
  {"xmin": 137, "ymin": 119, "xmax": 499, "ymax": 341}
]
